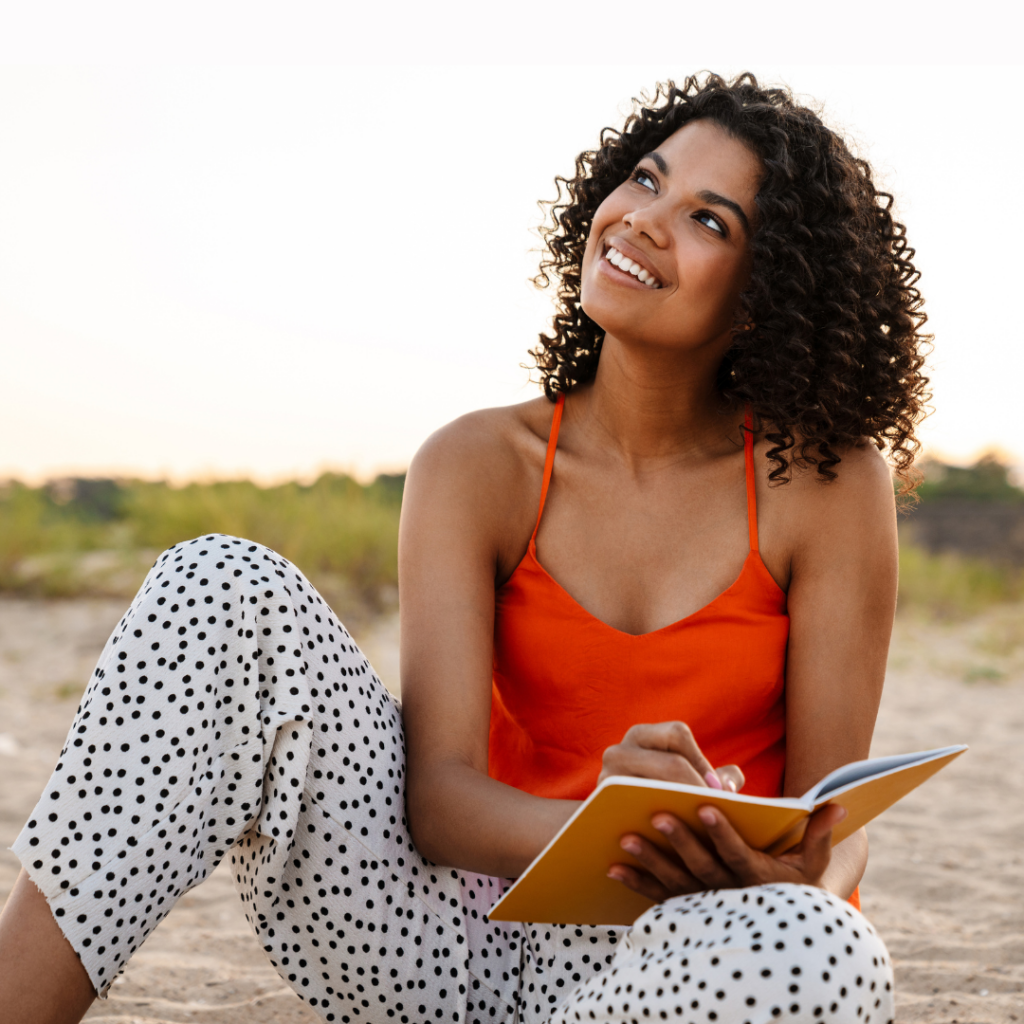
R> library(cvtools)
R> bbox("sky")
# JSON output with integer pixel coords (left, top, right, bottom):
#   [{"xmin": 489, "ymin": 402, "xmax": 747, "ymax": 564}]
[{"xmin": 1, "ymin": 38, "xmax": 1021, "ymax": 484}]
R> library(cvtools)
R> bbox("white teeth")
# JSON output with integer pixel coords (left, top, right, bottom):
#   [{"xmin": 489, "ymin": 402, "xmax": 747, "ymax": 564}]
[{"xmin": 604, "ymin": 246, "xmax": 661, "ymax": 288}]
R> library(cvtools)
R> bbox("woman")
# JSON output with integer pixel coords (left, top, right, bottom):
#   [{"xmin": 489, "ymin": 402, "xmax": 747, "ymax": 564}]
[{"xmin": 0, "ymin": 74, "xmax": 927, "ymax": 1024}]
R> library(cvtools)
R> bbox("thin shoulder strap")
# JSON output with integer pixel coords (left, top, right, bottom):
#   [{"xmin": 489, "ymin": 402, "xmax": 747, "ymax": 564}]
[
  {"xmin": 743, "ymin": 405, "xmax": 759, "ymax": 552},
  {"xmin": 532, "ymin": 393, "xmax": 565, "ymax": 541}
]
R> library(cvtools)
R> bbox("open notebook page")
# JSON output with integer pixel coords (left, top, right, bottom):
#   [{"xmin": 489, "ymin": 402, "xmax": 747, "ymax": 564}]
[{"xmin": 811, "ymin": 745, "xmax": 967, "ymax": 800}]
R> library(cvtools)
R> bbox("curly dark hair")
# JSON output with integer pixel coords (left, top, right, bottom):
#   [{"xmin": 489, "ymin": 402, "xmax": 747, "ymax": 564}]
[{"xmin": 531, "ymin": 72, "xmax": 931, "ymax": 490}]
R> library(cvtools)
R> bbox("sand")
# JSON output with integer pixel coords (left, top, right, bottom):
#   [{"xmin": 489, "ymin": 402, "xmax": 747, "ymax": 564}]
[{"xmin": 0, "ymin": 596, "xmax": 1021, "ymax": 1024}]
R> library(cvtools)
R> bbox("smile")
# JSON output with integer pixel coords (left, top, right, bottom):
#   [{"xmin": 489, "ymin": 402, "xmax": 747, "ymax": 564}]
[{"xmin": 603, "ymin": 246, "xmax": 662, "ymax": 289}]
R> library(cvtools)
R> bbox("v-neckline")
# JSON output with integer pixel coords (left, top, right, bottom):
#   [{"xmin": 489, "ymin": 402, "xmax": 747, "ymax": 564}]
[{"xmin": 513, "ymin": 539, "xmax": 783, "ymax": 639}]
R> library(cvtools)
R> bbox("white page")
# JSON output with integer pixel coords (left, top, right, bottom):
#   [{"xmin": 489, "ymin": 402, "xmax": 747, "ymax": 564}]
[{"xmin": 809, "ymin": 745, "xmax": 967, "ymax": 800}]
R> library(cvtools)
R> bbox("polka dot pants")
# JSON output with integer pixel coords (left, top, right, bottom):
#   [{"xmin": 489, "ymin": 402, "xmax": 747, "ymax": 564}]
[
  {"xmin": 551, "ymin": 887, "xmax": 893, "ymax": 1024},
  {"xmin": 12, "ymin": 536, "xmax": 894, "ymax": 1024}
]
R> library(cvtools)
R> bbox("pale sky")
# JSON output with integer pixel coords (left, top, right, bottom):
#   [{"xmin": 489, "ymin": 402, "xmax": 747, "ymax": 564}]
[{"xmin": 2, "ymin": 59, "xmax": 1021, "ymax": 483}]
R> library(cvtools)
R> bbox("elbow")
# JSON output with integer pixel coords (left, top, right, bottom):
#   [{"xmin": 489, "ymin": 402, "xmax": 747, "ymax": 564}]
[
  {"xmin": 406, "ymin": 811, "xmax": 442, "ymax": 864},
  {"xmin": 404, "ymin": 769, "xmax": 449, "ymax": 865}
]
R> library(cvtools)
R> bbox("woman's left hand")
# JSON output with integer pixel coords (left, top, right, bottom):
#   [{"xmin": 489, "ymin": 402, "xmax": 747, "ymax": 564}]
[{"xmin": 608, "ymin": 802, "xmax": 848, "ymax": 902}]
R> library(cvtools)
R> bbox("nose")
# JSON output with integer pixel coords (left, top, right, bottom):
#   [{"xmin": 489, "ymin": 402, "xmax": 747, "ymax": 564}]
[{"xmin": 623, "ymin": 198, "xmax": 670, "ymax": 249}]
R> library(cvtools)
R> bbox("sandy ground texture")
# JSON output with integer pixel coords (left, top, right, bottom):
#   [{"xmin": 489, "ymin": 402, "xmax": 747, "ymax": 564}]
[{"xmin": 0, "ymin": 596, "xmax": 1021, "ymax": 1024}]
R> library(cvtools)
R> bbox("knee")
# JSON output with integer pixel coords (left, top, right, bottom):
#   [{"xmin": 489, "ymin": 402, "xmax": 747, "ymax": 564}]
[
  {"xmin": 646, "ymin": 883, "xmax": 892, "ymax": 969},
  {"xmin": 149, "ymin": 534, "xmax": 282, "ymax": 594},
  {"xmin": 106, "ymin": 535, "xmax": 281, "ymax": 705},
  {"xmin": 138, "ymin": 534, "xmax": 303, "ymax": 640},
  {"xmin": 753, "ymin": 883, "xmax": 891, "ymax": 967},
  {"xmin": 145, "ymin": 535, "xmax": 327, "ymax": 623},
  {"xmin": 555, "ymin": 886, "xmax": 894, "ymax": 1024}
]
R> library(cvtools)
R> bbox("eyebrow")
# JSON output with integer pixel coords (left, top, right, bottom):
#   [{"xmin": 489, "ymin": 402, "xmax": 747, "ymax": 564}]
[
  {"xmin": 697, "ymin": 189, "xmax": 751, "ymax": 235},
  {"xmin": 640, "ymin": 151, "xmax": 752, "ymax": 235},
  {"xmin": 644, "ymin": 151, "xmax": 670, "ymax": 176}
]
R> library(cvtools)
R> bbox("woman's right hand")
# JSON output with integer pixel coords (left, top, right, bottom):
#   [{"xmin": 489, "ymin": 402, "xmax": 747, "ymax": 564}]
[{"xmin": 598, "ymin": 721, "xmax": 745, "ymax": 792}]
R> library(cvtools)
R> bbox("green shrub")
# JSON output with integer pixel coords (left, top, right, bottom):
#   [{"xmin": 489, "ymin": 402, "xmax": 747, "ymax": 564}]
[
  {"xmin": 0, "ymin": 474, "xmax": 404, "ymax": 606},
  {"xmin": 897, "ymin": 541, "xmax": 1023, "ymax": 619},
  {"xmin": 913, "ymin": 454, "xmax": 1024, "ymax": 503}
]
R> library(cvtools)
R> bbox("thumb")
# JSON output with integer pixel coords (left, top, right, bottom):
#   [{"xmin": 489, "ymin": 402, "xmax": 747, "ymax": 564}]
[{"xmin": 800, "ymin": 803, "xmax": 846, "ymax": 879}]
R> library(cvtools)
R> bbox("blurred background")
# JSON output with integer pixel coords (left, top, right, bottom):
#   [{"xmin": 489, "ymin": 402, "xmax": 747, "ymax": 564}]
[
  {"xmin": 2, "ymin": 64, "xmax": 1022, "ymax": 619},
  {"xmin": 1, "ymin": 9, "xmax": 1023, "ymax": 1016}
]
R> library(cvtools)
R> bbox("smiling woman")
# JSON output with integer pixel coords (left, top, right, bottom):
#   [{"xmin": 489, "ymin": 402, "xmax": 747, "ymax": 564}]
[
  {"xmin": 534, "ymin": 75, "xmax": 929, "ymax": 487},
  {"xmin": 0, "ymin": 73, "xmax": 924, "ymax": 1024}
]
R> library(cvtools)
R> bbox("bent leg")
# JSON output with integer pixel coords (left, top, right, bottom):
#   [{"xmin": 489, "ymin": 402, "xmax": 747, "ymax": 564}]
[
  {"xmin": 550, "ymin": 884, "xmax": 894, "ymax": 1024},
  {"xmin": 7, "ymin": 536, "xmax": 542, "ymax": 1023},
  {"xmin": 11, "ymin": 535, "xmax": 311, "ymax": 994}
]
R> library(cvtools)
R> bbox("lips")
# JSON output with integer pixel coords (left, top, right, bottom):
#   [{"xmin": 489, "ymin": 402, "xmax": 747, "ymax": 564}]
[{"xmin": 602, "ymin": 245, "xmax": 662, "ymax": 289}]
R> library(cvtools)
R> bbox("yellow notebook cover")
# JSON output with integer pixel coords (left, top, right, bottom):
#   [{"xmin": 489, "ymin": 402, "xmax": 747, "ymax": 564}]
[{"xmin": 488, "ymin": 745, "xmax": 966, "ymax": 927}]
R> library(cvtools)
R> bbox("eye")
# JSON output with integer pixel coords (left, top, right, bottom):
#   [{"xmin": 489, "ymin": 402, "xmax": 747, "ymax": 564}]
[
  {"xmin": 631, "ymin": 167, "xmax": 657, "ymax": 193},
  {"xmin": 695, "ymin": 211, "xmax": 726, "ymax": 237}
]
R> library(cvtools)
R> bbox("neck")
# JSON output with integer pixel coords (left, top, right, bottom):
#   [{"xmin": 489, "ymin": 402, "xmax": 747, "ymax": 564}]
[{"xmin": 569, "ymin": 333, "xmax": 739, "ymax": 466}]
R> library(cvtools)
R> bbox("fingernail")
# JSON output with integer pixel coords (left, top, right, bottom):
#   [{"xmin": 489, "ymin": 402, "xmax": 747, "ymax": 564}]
[
  {"xmin": 620, "ymin": 837, "xmax": 641, "ymax": 855},
  {"xmin": 607, "ymin": 868, "xmax": 625, "ymax": 881},
  {"xmin": 726, "ymin": 779, "xmax": 737, "ymax": 793},
  {"xmin": 698, "ymin": 807, "xmax": 717, "ymax": 826},
  {"xmin": 652, "ymin": 818, "xmax": 672, "ymax": 835},
  {"xmin": 704, "ymin": 770, "xmax": 723, "ymax": 790}
]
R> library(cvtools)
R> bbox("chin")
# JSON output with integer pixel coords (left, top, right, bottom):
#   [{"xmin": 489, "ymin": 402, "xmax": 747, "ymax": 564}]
[{"xmin": 581, "ymin": 296, "xmax": 649, "ymax": 345}]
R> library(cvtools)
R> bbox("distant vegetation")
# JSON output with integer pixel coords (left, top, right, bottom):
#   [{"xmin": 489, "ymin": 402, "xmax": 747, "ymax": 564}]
[
  {"xmin": 897, "ymin": 543, "xmax": 1023, "ymax": 619},
  {"xmin": 0, "ymin": 474, "xmax": 404, "ymax": 616},
  {"xmin": 897, "ymin": 452, "xmax": 1024, "ymax": 618},
  {"xmin": 912, "ymin": 453, "xmax": 1024, "ymax": 503},
  {"xmin": 1, "ymin": 454, "xmax": 1022, "ymax": 621}
]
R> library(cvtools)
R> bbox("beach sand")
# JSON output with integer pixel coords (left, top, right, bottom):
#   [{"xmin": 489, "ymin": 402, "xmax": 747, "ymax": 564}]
[{"xmin": 0, "ymin": 597, "xmax": 1021, "ymax": 1023}]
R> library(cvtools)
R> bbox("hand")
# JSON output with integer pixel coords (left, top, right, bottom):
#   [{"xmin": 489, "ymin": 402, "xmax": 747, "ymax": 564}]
[
  {"xmin": 598, "ymin": 721, "xmax": 745, "ymax": 793},
  {"xmin": 608, "ymin": 801, "xmax": 848, "ymax": 902}
]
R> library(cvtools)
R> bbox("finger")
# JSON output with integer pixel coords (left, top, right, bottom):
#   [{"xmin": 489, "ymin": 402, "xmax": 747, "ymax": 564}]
[
  {"xmin": 601, "ymin": 745, "xmax": 706, "ymax": 786},
  {"xmin": 619, "ymin": 833, "xmax": 703, "ymax": 894},
  {"xmin": 714, "ymin": 764, "xmax": 746, "ymax": 793},
  {"xmin": 796, "ymin": 804, "xmax": 846, "ymax": 881},
  {"xmin": 650, "ymin": 813, "xmax": 735, "ymax": 889},
  {"xmin": 621, "ymin": 721, "xmax": 716, "ymax": 781},
  {"xmin": 607, "ymin": 863, "xmax": 674, "ymax": 904},
  {"xmin": 691, "ymin": 805, "xmax": 770, "ymax": 886}
]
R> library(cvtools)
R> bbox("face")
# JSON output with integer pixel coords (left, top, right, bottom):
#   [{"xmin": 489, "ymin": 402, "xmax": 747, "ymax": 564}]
[{"xmin": 580, "ymin": 119, "xmax": 762, "ymax": 357}]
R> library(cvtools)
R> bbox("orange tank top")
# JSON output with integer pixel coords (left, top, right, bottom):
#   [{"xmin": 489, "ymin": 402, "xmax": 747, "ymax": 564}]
[
  {"xmin": 489, "ymin": 393, "xmax": 790, "ymax": 802},
  {"xmin": 487, "ymin": 395, "xmax": 861, "ymax": 910}
]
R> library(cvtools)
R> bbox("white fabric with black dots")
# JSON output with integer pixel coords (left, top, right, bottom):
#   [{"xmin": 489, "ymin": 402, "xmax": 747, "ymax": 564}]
[
  {"xmin": 13, "ymin": 536, "xmax": 894, "ymax": 1024},
  {"xmin": 550, "ymin": 886, "xmax": 893, "ymax": 1024}
]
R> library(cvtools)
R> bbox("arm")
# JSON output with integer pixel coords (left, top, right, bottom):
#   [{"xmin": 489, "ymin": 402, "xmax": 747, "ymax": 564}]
[
  {"xmin": 399, "ymin": 409, "xmax": 579, "ymax": 878},
  {"xmin": 779, "ymin": 441, "xmax": 898, "ymax": 896}
]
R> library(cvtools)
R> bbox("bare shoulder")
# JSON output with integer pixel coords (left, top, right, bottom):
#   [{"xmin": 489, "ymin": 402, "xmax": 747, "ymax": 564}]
[
  {"xmin": 405, "ymin": 395, "xmax": 552, "ymax": 495},
  {"xmin": 780, "ymin": 440, "xmax": 895, "ymax": 516},
  {"xmin": 402, "ymin": 396, "xmax": 557, "ymax": 576},
  {"xmin": 757, "ymin": 438, "xmax": 897, "ymax": 582}
]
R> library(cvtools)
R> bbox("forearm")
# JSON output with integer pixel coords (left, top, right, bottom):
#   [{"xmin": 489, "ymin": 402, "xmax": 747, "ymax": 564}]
[
  {"xmin": 820, "ymin": 827, "xmax": 868, "ymax": 899},
  {"xmin": 406, "ymin": 759, "xmax": 579, "ymax": 877}
]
